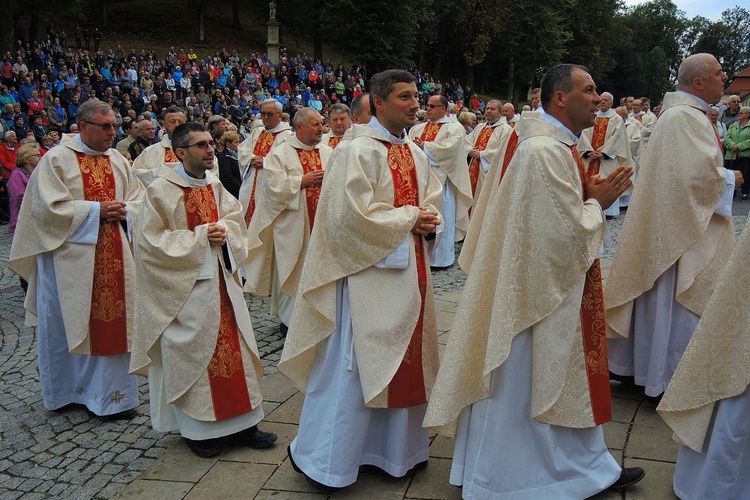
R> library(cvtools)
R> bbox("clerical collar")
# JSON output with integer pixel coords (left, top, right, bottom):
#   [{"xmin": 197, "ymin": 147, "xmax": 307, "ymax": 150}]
[
  {"xmin": 539, "ymin": 112, "xmax": 578, "ymax": 143},
  {"xmin": 175, "ymin": 163, "xmax": 208, "ymax": 187},
  {"xmin": 676, "ymin": 90, "xmax": 710, "ymax": 112},
  {"xmin": 265, "ymin": 121, "xmax": 288, "ymax": 133},
  {"xmin": 597, "ymin": 108, "xmax": 616, "ymax": 118},
  {"xmin": 369, "ymin": 117, "xmax": 407, "ymax": 144},
  {"xmin": 430, "ymin": 116, "xmax": 451, "ymax": 125},
  {"xmin": 74, "ymin": 134, "xmax": 107, "ymax": 156}
]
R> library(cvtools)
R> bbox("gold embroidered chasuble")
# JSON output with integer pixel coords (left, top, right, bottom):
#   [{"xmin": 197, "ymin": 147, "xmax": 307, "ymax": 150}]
[
  {"xmin": 130, "ymin": 166, "xmax": 263, "ymax": 421},
  {"xmin": 243, "ymin": 135, "xmax": 333, "ymax": 297},
  {"xmin": 605, "ymin": 92, "xmax": 734, "ymax": 339},
  {"xmin": 424, "ymin": 115, "xmax": 609, "ymax": 435},
  {"xmin": 278, "ymin": 124, "xmax": 443, "ymax": 408},
  {"xmin": 409, "ymin": 118, "xmax": 473, "ymax": 241},
  {"xmin": 9, "ymin": 134, "xmax": 143, "ymax": 354}
]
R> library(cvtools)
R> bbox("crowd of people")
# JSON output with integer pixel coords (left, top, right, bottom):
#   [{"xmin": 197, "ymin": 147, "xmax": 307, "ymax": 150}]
[{"xmin": 2, "ymin": 25, "xmax": 750, "ymax": 500}]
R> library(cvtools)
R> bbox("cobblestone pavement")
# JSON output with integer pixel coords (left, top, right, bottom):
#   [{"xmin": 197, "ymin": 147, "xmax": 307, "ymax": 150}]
[{"xmin": 1, "ymin": 199, "xmax": 748, "ymax": 499}]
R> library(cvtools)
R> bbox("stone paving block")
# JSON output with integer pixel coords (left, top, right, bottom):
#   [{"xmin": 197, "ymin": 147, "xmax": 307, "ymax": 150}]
[
  {"xmin": 611, "ymin": 396, "xmax": 639, "ymax": 424},
  {"xmin": 259, "ymin": 372, "xmax": 299, "ymax": 404},
  {"xmin": 405, "ymin": 457, "xmax": 462, "ymax": 499},
  {"xmin": 603, "ymin": 420, "xmax": 630, "ymax": 451},
  {"xmin": 626, "ymin": 407, "xmax": 679, "ymax": 463},
  {"xmin": 330, "ymin": 467, "xmax": 411, "ymax": 499},
  {"xmin": 435, "ymin": 310, "xmax": 456, "ymax": 332},
  {"xmin": 622, "ymin": 458, "xmax": 677, "ymax": 500},
  {"xmin": 119, "ymin": 478, "xmax": 194, "ymax": 499},
  {"xmin": 140, "ymin": 440, "xmax": 220, "ymax": 482},
  {"xmin": 428, "ymin": 435, "xmax": 455, "ymax": 459},
  {"xmin": 255, "ymin": 489, "xmax": 327, "ymax": 499},
  {"xmin": 264, "ymin": 391, "xmax": 304, "ymax": 424},
  {"xmin": 263, "ymin": 459, "xmax": 320, "ymax": 494},
  {"xmin": 222, "ymin": 422, "xmax": 298, "ymax": 465},
  {"xmin": 184, "ymin": 461, "xmax": 276, "ymax": 500}
]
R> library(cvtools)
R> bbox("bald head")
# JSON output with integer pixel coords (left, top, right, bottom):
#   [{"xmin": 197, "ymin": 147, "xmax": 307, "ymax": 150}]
[
  {"xmin": 501, "ymin": 102, "xmax": 515, "ymax": 120},
  {"xmin": 615, "ymin": 106, "xmax": 629, "ymax": 121},
  {"xmin": 677, "ymin": 53, "xmax": 726, "ymax": 104}
]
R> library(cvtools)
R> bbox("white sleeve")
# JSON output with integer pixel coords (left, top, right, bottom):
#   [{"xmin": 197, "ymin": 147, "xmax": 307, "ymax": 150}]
[{"xmin": 67, "ymin": 202, "xmax": 100, "ymax": 245}]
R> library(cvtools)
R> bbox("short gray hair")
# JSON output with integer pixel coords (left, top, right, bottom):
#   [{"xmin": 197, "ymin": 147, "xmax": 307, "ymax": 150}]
[
  {"xmin": 328, "ymin": 103, "xmax": 350, "ymax": 116},
  {"xmin": 4, "ymin": 131, "xmax": 16, "ymax": 141},
  {"xmin": 292, "ymin": 107, "xmax": 320, "ymax": 128},
  {"xmin": 76, "ymin": 98, "xmax": 113, "ymax": 124},
  {"xmin": 260, "ymin": 98, "xmax": 282, "ymax": 113},
  {"xmin": 741, "ymin": 106, "xmax": 750, "ymax": 115}
]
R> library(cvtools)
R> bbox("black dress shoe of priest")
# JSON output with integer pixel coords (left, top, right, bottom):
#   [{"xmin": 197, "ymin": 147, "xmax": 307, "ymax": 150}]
[
  {"xmin": 184, "ymin": 437, "xmax": 223, "ymax": 458},
  {"xmin": 609, "ymin": 371, "xmax": 636, "ymax": 386},
  {"xmin": 287, "ymin": 445, "xmax": 341, "ymax": 495},
  {"xmin": 237, "ymin": 425, "xmax": 278, "ymax": 449},
  {"xmin": 607, "ymin": 467, "xmax": 645, "ymax": 490}
]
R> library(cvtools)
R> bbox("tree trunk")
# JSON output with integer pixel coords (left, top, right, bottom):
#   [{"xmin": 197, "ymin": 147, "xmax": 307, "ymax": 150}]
[
  {"xmin": 29, "ymin": 0, "xmax": 40, "ymax": 46},
  {"xmin": 232, "ymin": 0, "xmax": 241, "ymax": 29},
  {"xmin": 507, "ymin": 56, "xmax": 515, "ymax": 104},
  {"xmin": 313, "ymin": 34, "xmax": 323, "ymax": 62},
  {"xmin": 0, "ymin": 0, "xmax": 18, "ymax": 54},
  {"xmin": 466, "ymin": 65, "xmax": 474, "ymax": 93},
  {"xmin": 91, "ymin": 0, "xmax": 108, "ymax": 28},
  {"xmin": 432, "ymin": 55, "xmax": 442, "ymax": 81}
]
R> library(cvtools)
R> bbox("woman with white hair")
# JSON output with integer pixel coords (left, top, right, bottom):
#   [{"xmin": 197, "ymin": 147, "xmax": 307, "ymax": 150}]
[{"xmin": 709, "ymin": 106, "xmax": 727, "ymax": 141}]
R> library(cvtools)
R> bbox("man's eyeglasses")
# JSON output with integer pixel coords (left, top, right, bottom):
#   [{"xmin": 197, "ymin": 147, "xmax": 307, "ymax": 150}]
[
  {"xmin": 184, "ymin": 140, "xmax": 217, "ymax": 150},
  {"xmin": 260, "ymin": 111, "xmax": 280, "ymax": 117},
  {"xmin": 83, "ymin": 121, "xmax": 117, "ymax": 131},
  {"xmin": 426, "ymin": 104, "xmax": 445, "ymax": 109}
]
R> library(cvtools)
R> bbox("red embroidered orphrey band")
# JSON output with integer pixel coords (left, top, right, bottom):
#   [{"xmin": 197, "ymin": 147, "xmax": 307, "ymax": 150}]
[
  {"xmin": 164, "ymin": 147, "xmax": 179, "ymax": 163},
  {"xmin": 499, "ymin": 131, "xmax": 520, "ymax": 184},
  {"xmin": 570, "ymin": 145, "xmax": 612, "ymax": 425},
  {"xmin": 244, "ymin": 130, "xmax": 276, "ymax": 227},
  {"xmin": 182, "ymin": 185, "xmax": 253, "ymax": 421},
  {"xmin": 76, "ymin": 153, "xmax": 128, "ymax": 356},
  {"xmin": 469, "ymin": 125, "xmax": 494, "ymax": 197},
  {"xmin": 384, "ymin": 143, "xmax": 428, "ymax": 408},
  {"xmin": 420, "ymin": 122, "xmax": 443, "ymax": 142},
  {"xmin": 296, "ymin": 148, "xmax": 323, "ymax": 231},
  {"xmin": 587, "ymin": 117, "xmax": 609, "ymax": 177},
  {"xmin": 328, "ymin": 136, "xmax": 343, "ymax": 149}
]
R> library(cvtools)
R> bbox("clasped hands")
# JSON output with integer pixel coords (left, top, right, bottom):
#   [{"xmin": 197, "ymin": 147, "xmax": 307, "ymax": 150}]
[
  {"xmin": 207, "ymin": 222, "xmax": 227, "ymax": 246},
  {"xmin": 99, "ymin": 200, "xmax": 127, "ymax": 222},
  {"xmin": 301, "ymin": 170, "xmax": 324, "ymax": 189},
  {"xmin": 412, "ymin": 207, "xmax": 440, "ymax": 235}
]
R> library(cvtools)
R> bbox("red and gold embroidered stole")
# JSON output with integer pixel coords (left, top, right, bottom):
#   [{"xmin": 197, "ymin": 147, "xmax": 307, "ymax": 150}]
[
  {"xmin": 498, "ymin": 131, "xmax": 520, "ymax": 185},
  {"xmin": 244, "ymin": 130, "xmax": 276, "ymax": 227},
  {"xmin": 76, "ymin": 153, "xmax": 128, "ymax": 356},
  {"xmin": 296, "ymin": 148, "xmax": 323, "ymax": 231},
  {"xmin": 420, "ymin": 122, "xmax": 443, "ymax": 142},
  {"xmin": 182, "ymin": 186, "xmax": 253, "ymax": 420},
  {"xmin": 469, "ymin": 125, "xmax": 494, "ymax": 197},
  {"xmin": 635, "ymin": 114, "xmax": 643, "ymax": 122},
  {"xmin": 164, "ymin": 146, "xmax": 179, "ymax": 163},
  {"xmin": 328, "ymin": 135, "xmax": 343, "ymax": 149},
  {"xmin": 570, "ymin": 145, "xmax": 611, "ymax": 425},
  {"xmin": 587, "ymin": 117, "xmax": 609, "ymax": 177},
  {"xmin": 384, "ymin": 143, "xmax": 428, "ymax": 408}
]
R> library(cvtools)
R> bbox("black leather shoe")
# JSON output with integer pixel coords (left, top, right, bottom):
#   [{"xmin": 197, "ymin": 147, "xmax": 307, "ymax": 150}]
[
  {"xmin": 608, "ymin": 467, "xmax": 645, "ymax": 490},
  {"xmin": 287, "ymin": 446, "xmax": 340, "ymax": 495},
  {"xmin": 184, "ymin": 437, "xmax": 222, "ymax": 458},
  {"xmin": 237, "ymin": 425, "xmax": 278, "ymax": 449},
  {"xmin": 609, "ymin": 372, "xmax": 635, "ymax": 386}
]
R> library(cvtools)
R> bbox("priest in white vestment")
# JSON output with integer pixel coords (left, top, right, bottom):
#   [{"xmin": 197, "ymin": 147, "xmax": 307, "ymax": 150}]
[
  {"xmin": 465, "ymin": 100, "xmax": 512, "ymax": 207},
  {"xmin": 130, "ymin": 122, "xmax": 277, "ymax": 458},
  {"xmin": 424, "ymin": 64, "xmax": 644, "ymax": 498},
  {"xmin": 657, "ymin": 216, "xmax": 750, "ymax": 500},
  {"xmin": 606, "ymin": 54, "xmax": 742, "ymax": 398},
  {"xmin": 244, "ymin": 108, "xmax": 332, "ymax": 329},
  {"xmin": 577, "ymin": 91, "xmax": 633, "ymax": 216},
  {"xmin": 409, "ymin": 95, "xmax": 472, "ymax": 267},
  {"xmin": 615, "ymin": 105, "xmax": 643, "ymax": 207},
  {"xmin": 632, "ymin": 98, "xmax": 657, "ymax": 146},
  {"xmin": 280, "ymin": 70, "xmax": 443, "ymax": 492},
  {"xmin": 321, "ymin": 102, "xmax": 350, "ymax": 149},
  {"xmin": 9, "ymin": 99, "xmax": 143, "ymax": 419},
  {"xmin": 237, "ymin": 99, "xmax": 293, "ymax": 231}
]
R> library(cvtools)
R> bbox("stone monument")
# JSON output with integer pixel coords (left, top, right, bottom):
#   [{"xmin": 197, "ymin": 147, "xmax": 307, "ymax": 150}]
[{"xmin": 267, "ymin": 1, "xmax": 280, "ymax": 64}]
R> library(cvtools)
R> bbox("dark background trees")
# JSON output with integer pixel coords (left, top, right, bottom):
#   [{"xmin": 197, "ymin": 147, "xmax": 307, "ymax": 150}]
[{"xmin": 3, "ymin": 0, "xmax": 748, "ymax": 105}]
